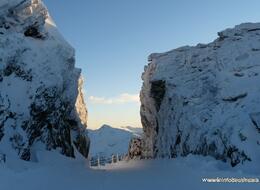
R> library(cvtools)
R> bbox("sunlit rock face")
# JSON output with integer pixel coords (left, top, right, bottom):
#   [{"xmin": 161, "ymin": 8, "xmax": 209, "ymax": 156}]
[
  {"xmin": 127, "ymin": 137, "xmax": 142, "ymax": 160},
  {"xmin": 141, "ymin": 23, "xmax": 260, "ymax": 167},
  {"xmin": 0, "ymin": 0, "xmax": 89, "ymax": 161}
]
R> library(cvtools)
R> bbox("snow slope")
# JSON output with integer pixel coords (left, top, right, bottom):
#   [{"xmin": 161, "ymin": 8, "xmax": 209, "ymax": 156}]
[
  {"xmin": 140, "ymin": 23, "xmax": 260, "ymax": 167},
  {"xmin": 0, "ymin": 152, "xmax": 259, "ymax": 190},
  {"xmin": 88, "ymin": 125, "xmax": 142, "ymax": 158}
]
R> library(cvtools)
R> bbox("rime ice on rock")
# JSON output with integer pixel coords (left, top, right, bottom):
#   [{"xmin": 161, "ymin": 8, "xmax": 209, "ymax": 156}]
[
  {"xmin": 141, "ymin": 23, "xmax": 260, "ymax": 167},
  {"xmin": 0, "ymin": 0, "xmax": 89, "ymax": 161}
]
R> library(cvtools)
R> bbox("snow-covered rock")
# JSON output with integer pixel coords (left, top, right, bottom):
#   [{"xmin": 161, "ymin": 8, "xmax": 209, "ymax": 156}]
[
  {"xmin": 141, "ymin": 23, "xmax": 260, "ymax": 167},
  {"xmin": 0, "ymin": 0, "xmax": 89, "ymax": 162},
  {"xmin": 127, "ymin": 137, "xmax": 142, "ymax": 159},
  {"xmin": 88, "ymin": 125, "xmax": 142, "ymax": 158}
]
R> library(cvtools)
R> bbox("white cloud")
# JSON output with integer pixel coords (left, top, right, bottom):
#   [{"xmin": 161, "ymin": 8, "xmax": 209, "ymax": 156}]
[{"xmin": 88, "ymin": 93, "xmax": 140, "ymax": 105}]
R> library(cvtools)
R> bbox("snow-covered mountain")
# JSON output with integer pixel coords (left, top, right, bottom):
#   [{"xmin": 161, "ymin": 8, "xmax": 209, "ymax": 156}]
[
  {"xmin": 0, "ymin": 0, "xmax": 89, "ymax": 162},
  {"xmin": 141, "ymin": 23, "xmax": 260, "ymax": 167},
  {"xmin": 88, "ymin": 125, "xmax": 142, "ymax": 158}
]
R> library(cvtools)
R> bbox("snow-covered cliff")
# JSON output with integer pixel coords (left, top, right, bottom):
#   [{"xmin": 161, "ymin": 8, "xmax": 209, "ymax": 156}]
[
  {"xmin": 141, "ymin": 23, "xmax": 260, "ymax": 167},
  {"xmin": 0, "ymin": 0, "xmax": 89, "ymax": 162}
]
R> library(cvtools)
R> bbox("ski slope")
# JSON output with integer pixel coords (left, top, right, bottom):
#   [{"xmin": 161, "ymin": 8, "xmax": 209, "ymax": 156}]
[{"xmin": 0, "ymin": 151, "xmax": 259, "ymax": 190}]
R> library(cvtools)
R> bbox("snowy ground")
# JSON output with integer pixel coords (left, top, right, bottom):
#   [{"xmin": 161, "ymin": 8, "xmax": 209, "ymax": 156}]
[{"xmin": 0, "ymin": 152, "xmax": 259, "ymax": 190}]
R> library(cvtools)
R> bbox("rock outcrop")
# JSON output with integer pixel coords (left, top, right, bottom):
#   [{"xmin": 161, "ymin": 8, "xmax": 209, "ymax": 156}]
[
  {"xmin": 127, "ymin": 137, "xmax": 142, "ymax": 159},
  {"xmin": 0, "ymin": 0, "xmax": 89, "ymax": 162},
  {"xmin": 140, "ymin": 23, "xmax": 260, "ymax": 167}
]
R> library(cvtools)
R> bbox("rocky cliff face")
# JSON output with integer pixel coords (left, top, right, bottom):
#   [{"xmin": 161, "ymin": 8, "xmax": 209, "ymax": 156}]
[
  {"xmin": 0, "ymin": 0, "xmax": 89, "ymax": 161},
  {"xmin": 141, "ymin": 23, "xmax": 260, "ymax": 167}
]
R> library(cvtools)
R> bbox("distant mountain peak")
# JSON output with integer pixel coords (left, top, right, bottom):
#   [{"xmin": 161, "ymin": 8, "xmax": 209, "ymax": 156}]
[{"xmin": 88, "ymin": 125, "xmax": 143, "ymax": 158}]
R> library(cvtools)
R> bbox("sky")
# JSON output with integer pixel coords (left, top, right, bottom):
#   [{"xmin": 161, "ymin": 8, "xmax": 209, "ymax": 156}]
[{"xmin": 43, "ymin": 0, "xmax": 260, "ymax": 129}]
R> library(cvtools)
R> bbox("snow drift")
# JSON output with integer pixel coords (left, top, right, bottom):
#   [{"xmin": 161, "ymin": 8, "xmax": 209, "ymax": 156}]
[
  {"xmin": 0, "ymin": 0, "xmax": 89, "ymax": 162},
  {"xmin": 140, "ymin": 23, "xmax": 260, "ymax": 167}
]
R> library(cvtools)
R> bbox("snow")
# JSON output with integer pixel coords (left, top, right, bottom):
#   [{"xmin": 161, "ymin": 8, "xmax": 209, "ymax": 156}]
[
  {"xmin": 140, "ymin": 22, "xmax": 260, "ymax": 166},
  {"xmin": 1, "ymin": 2, "xmax": 259, "ymax": 189},
  {"xmin": 119, "ymin": 126, "xmax": 143, "ymax": 136},
  {"xmin": 0, "ymin": 152, "xmax": 259, "ymax": 190},
  {"xmin": 88, "ymin": 125, "xmax": 142, "ymax": 158},
  {"xmin": 0, "ymin": 0, "xmax": 89, "ymax": 161},
  {"xmin": 0, "ymin": 0, "xmax": 24, "ymax": 9}
]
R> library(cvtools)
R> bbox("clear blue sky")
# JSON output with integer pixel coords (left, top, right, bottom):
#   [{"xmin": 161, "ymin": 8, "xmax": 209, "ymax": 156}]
[{"xmin": 44, "ymin": 0, "xmax": 260, "ymax": 129}]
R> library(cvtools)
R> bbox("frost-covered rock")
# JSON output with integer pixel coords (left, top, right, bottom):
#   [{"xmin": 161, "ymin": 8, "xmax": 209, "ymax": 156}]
[
  {"xmin": 141, "ymin": 23, "xmax": 260, "ymax": 167},
  {"xmin": 0, "ymin": 0, "xmax": 89, "ymax": 161}
]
